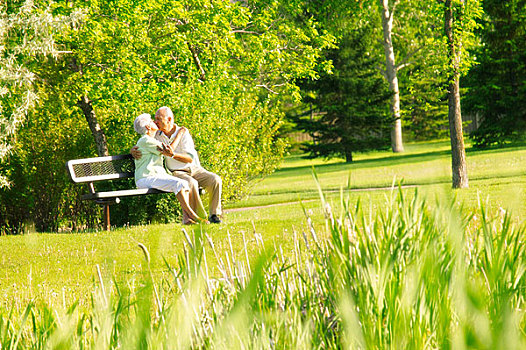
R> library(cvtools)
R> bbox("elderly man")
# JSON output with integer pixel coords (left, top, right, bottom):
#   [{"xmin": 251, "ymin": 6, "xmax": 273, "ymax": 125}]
[{"xmin": 131, "ymin": 106, "xmax": 222, "ymax": 224}]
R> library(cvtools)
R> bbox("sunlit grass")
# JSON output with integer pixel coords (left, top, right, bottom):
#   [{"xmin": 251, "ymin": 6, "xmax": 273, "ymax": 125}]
[
  {"xmin": 232, "ymin": 141, "xmax": 526, "ymax": 216},
  {"xmin": 1, "ymin": 187, "xmax": 525, "ymax": 348},
  {"xmin": 0, "ymin": 199, "xmax": 328, "ymax": 310},
  {"xmin": 1, "ymin": 140, "xmax": 525, "ymax": 348},
  {"xmin": 250, "ymin": 141, "xmax": 526, "ymax": 194},
  {"xmin": 1, "ymin": 141, "xmax": 525, "ymax": 311}
]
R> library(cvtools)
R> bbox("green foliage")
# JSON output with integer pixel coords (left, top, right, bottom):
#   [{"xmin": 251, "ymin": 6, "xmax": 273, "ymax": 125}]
[
  {"xmin": 289, "ymin": 0, "xmax": 457, "ymax": 144},
  {"xmin": 392, "ymin": 1, "xmax": 450, "ymax": 140},
  {"xmin": 0, "ymin": 155, "xmax": 32, "ymax": 234},
  {"xmin": 0, "ymin": 82, "xmax": 100, "ymax": 233},
  {"xmin": 291, "ymin": 23, "xmax": 391, "ymax": 162},
  {"xmin": 464, "ymin": 0, "xmax": 526, "ymax": 147},
  {"xmin": 399, "ymin": 68, "xmax": 449, "ymax": 140},
  {"xmin": 450, "ymin": 0, "xmax": 484, "ymax": 75},
  {"xmin": 1, "ymin": 0, "xmax": 333, "ymax": 232},
  {"xmin": 421, "ymin": 0, "xmax": 482, "ymax": 76},
  {"xmin": 0, "ymin": 0, "xmax": 82, "ymax": 187}
]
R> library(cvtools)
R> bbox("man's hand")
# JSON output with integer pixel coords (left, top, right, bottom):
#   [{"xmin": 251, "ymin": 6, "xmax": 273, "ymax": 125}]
[
  {"xmin": 158, "ymin": 143, "xmax": 174, "ymax": 158},
  {"xmin": 130, "ymin": 146, "xmax": 142, "ymax": 160},
  {"xmin": 158, "ymin": 142, "xmax": 193, "ymax": 163}
]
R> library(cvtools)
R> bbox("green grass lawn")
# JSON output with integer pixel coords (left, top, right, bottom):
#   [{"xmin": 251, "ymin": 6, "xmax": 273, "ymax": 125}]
[
  {"xmin": 0, "ymin": 200, "xmax": 328, "ymax": 310},
  {"xmin": 232, "ymin": 140, "xmax": 526, "ymax": 216},
  {"xmin": 1, "ymin": 140, "xmax": 525, "ymax": 310}
]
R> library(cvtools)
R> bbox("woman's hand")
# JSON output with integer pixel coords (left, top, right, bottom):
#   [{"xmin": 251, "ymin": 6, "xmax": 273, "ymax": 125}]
[{"xmin": 130, "ymin": 146, "xmax": 142, "ymax": 159}]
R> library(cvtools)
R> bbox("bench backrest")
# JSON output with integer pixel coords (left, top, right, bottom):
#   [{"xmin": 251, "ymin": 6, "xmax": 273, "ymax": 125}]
[{"xmin": 66, "ymin": 154, "xmax": 135, "ymax": 183}]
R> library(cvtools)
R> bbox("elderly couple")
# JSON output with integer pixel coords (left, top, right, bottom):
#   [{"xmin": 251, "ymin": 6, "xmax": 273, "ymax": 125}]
[{"xmin": 132, "ymin": 106, "xmax": 222, "ymax": 224}]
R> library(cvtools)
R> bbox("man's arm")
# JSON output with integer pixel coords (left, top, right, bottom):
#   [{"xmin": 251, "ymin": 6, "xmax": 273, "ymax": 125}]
[
  {"xmin": 157, "ymin": 127, "xmax": 193, "ymax": 163},
  {"xmin": 158, "ymin": 143, "xmax": 193, "ymax": 163}
]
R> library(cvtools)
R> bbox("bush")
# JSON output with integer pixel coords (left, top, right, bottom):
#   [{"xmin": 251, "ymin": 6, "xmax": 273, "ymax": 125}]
[{"xmin": 0, "ymin": 75, "xmax": 287, "ymax": 233}]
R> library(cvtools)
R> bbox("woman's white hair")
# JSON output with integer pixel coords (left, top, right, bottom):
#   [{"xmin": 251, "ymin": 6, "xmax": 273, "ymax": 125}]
[{"xmin": 134, "ymin": 113, "xmax": 152, "ymax": 135}]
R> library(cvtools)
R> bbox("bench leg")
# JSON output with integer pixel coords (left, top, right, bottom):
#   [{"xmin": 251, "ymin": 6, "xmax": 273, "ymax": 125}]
[{"xmin": 104, "ymin": 204, "xmax": 111, "ymax": 231}]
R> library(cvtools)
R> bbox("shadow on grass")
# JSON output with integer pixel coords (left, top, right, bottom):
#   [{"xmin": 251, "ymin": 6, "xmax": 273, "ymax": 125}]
[
  {"xmin": 276, "ymin": 144, "xmax": 526, "ymax": 177},
  {"xmin": 249, "ymin": 171, "xmax": 526, "ymax": 197},
  {"xmin": 276, "ymin": 149, "xmax": 451, "ymax": 176}
]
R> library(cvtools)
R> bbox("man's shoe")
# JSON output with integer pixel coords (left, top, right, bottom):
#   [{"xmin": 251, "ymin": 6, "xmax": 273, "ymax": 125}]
[{"xmin": 209, "ymin": 214, "xmax": 222, "ymax": 224}]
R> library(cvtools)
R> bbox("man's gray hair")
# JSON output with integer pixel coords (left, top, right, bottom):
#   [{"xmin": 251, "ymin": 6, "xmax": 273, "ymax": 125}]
[
  {"xmin": 155, "ymin": 106, "xmax": 173, "ymax": 119},
  {"xmin": 134, "ymin": 113, "xmax": 152, "ymax": 135}
]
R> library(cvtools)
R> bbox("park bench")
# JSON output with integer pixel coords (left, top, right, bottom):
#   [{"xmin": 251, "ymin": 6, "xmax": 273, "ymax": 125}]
[{"xmin": 66, "ymin": 154, "xmax": 169, "ymax": 230}]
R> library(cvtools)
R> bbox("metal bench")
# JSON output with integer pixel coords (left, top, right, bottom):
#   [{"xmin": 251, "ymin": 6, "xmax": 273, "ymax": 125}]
[{"xmin": 66, "ymin": 154, "xmax": 168, "ymax": 230}]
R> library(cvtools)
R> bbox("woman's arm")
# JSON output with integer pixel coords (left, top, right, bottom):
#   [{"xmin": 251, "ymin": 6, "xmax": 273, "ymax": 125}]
[
  {"xmin": 139, "ymin": 135, "xmax": 164, "ymax": 155},
  {"xmin": 169, "ymin": 127, "xmax": 187, "ymax": 150}
]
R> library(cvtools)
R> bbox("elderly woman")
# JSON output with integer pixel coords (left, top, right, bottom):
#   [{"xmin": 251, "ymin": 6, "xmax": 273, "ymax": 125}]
[{"xmin": 133, "ymin": 113, "xmax": 205, "ymax": 224}]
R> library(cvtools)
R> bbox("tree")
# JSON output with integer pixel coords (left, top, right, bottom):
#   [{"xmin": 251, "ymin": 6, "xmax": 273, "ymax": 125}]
[
  {"xmin": 50, "ymin": 0, "xmax": 333, "ymax": 197},
  {"xmin": 319, "ymin": 0, "xmax": 406, "ymax": 152},
  {"xmin": 292, "ymin": 24, "xmax": 391, "ymax": 162},
  {"xmin": 395, "ymin": 1, "xmax": 450, "ymax": 140},
  {"xmin": 378, "ymin": 0, "xmax": 456, "ymax": 150},
  {"xmin": 0, "ymin": 0, "xmax": 81, "ymax": 187},
  {"xmin": 463, "ymin": 0, "xmax": 526, "ymax": 147},
  {"xmin": 379, "ymin": 0, "xmax": 405, "ymax": 152},
  {"xmin": 399, "ymin": 66, "xmax": 449, "ymax": 140},
  {"xmin": 442, "ymin": 0, "xmax": 483, "ymax": 188},
  {"xmin": 445, "ymin": 0, "xmax": 468, "ymax": 188},
  {"xmin": 301, "ymin": 0, "xmax": 452, "ymax": 151},
  {"xmin": 1, "ymin": 0, "xmax": 334, "ymax": 232}
]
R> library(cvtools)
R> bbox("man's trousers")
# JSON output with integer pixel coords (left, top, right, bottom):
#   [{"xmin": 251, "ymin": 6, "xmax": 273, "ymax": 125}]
[{"xmin": 171, "ymin": 166, "xmax": 222, "ymax": 224}]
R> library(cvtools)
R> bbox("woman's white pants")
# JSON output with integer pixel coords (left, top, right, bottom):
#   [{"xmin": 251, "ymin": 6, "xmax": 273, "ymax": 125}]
[{"xmin": 136, "ymin": 175, "xmax": 189, "ymax": 194}]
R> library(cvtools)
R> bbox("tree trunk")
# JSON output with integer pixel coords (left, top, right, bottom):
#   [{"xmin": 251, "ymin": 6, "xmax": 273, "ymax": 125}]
[
  {"xmin": 77, "ymin": 95, "xmax": 109, "ymax": 157},
  {"xmin": 380, "ymin": 0, "xmax": 404, "ymax": 153},
  {"xmin": 445, "ymin": 0, "xmax": 468, "ymax": 188},
  {"xmin": 345, "ymin": 150, "xmax": 353, "ymax": 163}
]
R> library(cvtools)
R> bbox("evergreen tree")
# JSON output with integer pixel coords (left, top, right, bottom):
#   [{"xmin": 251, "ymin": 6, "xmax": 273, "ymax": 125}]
[
  {"xmin": 464, "ymin": 0, "xmax": 526, "ymax": 147},
  {"xmin": 399, "ymin": 67, "xmax": 449, "ymax": 140},
  {"xmin": 396, "ymin": 1, "xmax": 450, "ymax": 141},
  {"xmin": 292, "ymin": 25, "xmax": 391, "ymax": 162}
]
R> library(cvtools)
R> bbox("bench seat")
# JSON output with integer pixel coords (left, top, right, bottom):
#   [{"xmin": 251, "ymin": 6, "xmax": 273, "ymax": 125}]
[{"xmin": 81, "ymin": 188, "xmax": 168, "ymax": 201}]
